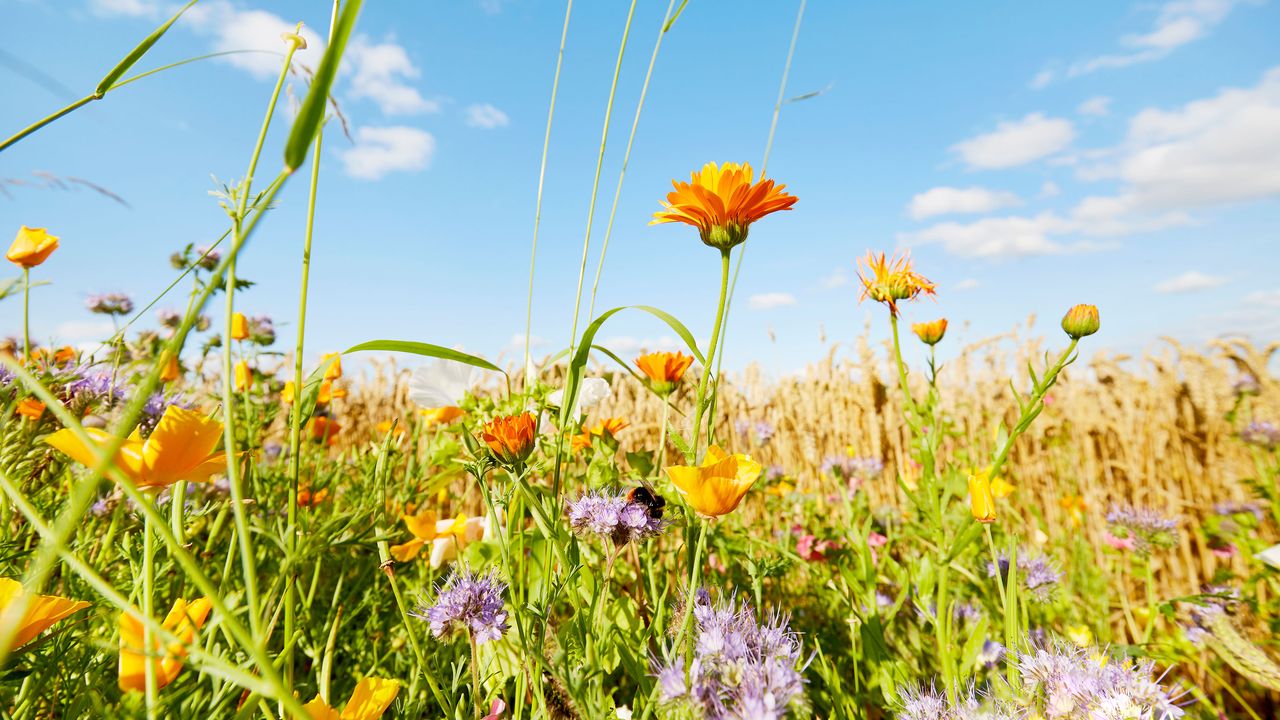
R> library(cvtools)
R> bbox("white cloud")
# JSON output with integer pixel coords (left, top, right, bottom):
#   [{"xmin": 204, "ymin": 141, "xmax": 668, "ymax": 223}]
[
  {"xmin": 55, "ymin": 320, "xmax": 114, "ymax": 343},
  {"xmin": 507, "ymin": 333, "xmax": 546, "ymax": 349},
  {"xmin": 183, "ymin": 1, "xmax": 324, "ymax": 79},
  {"xmin": 1030, "ymin": 69, "xmax": 1055, "ymax": 90},
  {"xmin": 951, "ymin": 113, "xmax": 1076, "ymax": 169},
  {"xmin": 955, "ymin": 278, "xmax": 981, "ymax": 291},
  {"xmin": 1154, "ymin": 270, "xmax": 1228, "ymax": 293},
  {"xmin": 908, "ymin": 186, "xmax": 1022, "ymax": 220},
  {"xmin": 1063, "ymin": 0, "xmax": 1246, "ymax": 80},
  {"xmin": 1078, "ymin": 96, "xmax": 1112, "ymax": 117},
  {"xmin": 347, "ymin": 37, "xmax": 440, "ymax": 115},
  {"xmin": 465, "ymin": 103, "xmax": 510, "ymax": 129},
  {"xmin": 340, "ymin": 126, "xmax": 435, "ymax": 180},
  {"xmin": 1081, "ymin": 66, "xmax": 1280, "ymax": 212},
  {"xmin": 820, "ymin": 268, "xmax": 849, "ymax": 289},
  {"xmin": 1039, "ymin": 181, "xmax": 1061, "ymax": 197},
  {"xmin": 90, "ymin": 0, "xmax": 160, "ymax": 17},
  {"xmin": 748, "ymin": 292, "xmax": 797, "ymax": 310}
]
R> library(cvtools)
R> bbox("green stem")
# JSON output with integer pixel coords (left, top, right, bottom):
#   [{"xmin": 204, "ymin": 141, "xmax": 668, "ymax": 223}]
[
  {"xmin": 691, "ymin": 249, "xmax": 732, "ymax": 455},
  {"xmin": 0, "ymin": 95, "xmax": 97, "ymax": 154},
  {"xmin": 143, "ymin": 512, "xmax": 158, "ymax": 720},
  {"xmin": 675, "ymin": 519, "xmax": 710, "ymax": 665},
  {"xmin": 21, "ymin": 267, "xmax": 30, "ymax": 361},
  {"xmin": 470, "ymin": 634, "xmax": 484, "ymax": 715}
]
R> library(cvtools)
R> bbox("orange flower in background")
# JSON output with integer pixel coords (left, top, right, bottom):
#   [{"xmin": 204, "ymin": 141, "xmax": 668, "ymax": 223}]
[
  {"xmin": 1059, "ymin": 494, "xmax": 1086, "ymax": 528},
  {"xmin": 309, "ymin": 416, "xmax": 342, "ymax": 446},
  {"xmin": 665, "ymin": 445, "xmax": 762, "ymax": 518},
  {"xmin": 0, "ymin": 577, "xmax": 90, "ymax": 653},
  {"xmin": 160, "ymin": 352, "xmax": 181, "ymax": 383},
  {"xmin": 46, "ymin": 405, "xmax": 229, "ymax": 490},
  {"xmin": 322, "ymin": 353, "xmax": 343, "ymax": 381},
  {"xmin": 34, "ymin": 345, "xmax": 77, "ymax": 366},
  {"xmin": 856, "ymin": 251, "xmax": 937, "ymax": 316},
  {"xmin": 229, "ymin": 312, "xmax": 249, "ymax": 341},
  {"xmin": 968, "ymin": 472, "xmax": 997, "ymax": 524},
  {"xmin": 480, "ymin": 412, "xmax": 538, "ymax": 466},
  {"xmin": 303, "ymin": 677, "xmax": 400, "ymax": 720},
  {"xmin": 15, "ymin": 397, "xmax": 45, "ymax": 421},
  {"xmin": 572, "ymin": 417, "xmax": 629, "ymax": 452},
  {"xmin": 420, "ymin": 406, "xmax": 464, "ymax": 427},
  {"xmin": 375, "ymin": 420, "xmax": 407, "ymax": 438},
  {"xmin": 635, "ymin": 351, "xmax": 694, "ymax": 395},
  {"xmin": 234, "ymin": 360, "xmax": 252, "ymax": 392},
  {"xmin": 118, "ymin": 597, "xmax": 211, "ymax": 692},
  {"xmin": 6, "ymin": 226, "xmax": 60, "ymax": 268},
  {"xmin": 297, "ymin": 486, "xmax": 330, "ymax": 507},
  {"xmin": 651, "ymin": 162, "xmax": 797, "ymax": 250},
  {"xmin": 911, "ymin": 318, "xmax": 948, "ymax": 346}
]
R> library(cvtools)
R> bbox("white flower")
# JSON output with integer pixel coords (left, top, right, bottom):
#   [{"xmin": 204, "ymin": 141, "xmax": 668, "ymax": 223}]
[
  {"xmin": 429, "ymin": 514, "xmax": 495, "ymax": 569},
  {"xmin": 408, "ymin": 359, "xmax": 482, "ymax": 408},
  {"xmin": 547, "ymin": 377, "xmax": 611, "ymax": 418},
  {"xmin": 1257, "ymin": 543, "xmax": 1280, "ymax": 570}
]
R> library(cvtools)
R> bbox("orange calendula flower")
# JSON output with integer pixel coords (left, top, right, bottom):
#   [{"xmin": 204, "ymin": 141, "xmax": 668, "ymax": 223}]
[
  {"xmin": 1059, "ymin": 494, "xmax": 1086, "ymax": 528},
  {"xmin": 968, "ymin": 472, "xmax": 997, "ymax": 524},
  {"xmin": 375, "ymin": 420, "xmax": 406, "ymax": 438},
  {"xmin": 303, "ymin": 677, "xmax": 400, "ymax": 720},
  {"xmin": 46, "ymin": 405, "xmax": 229, "ymax": 490},
  {"xmin": 1061, "ymin": 304, "xmax": 1100, "ymax": 339},
  {"xmin": 52, "ymin": 346, "xmax": 76, "ymax": 365},
  {"xmin": 233, "ymin": 360, "xmax": 252, "ymax": 392},
  {"xmin": 572, "ymin": 416, "xmax": 629, "ymax": 452},
  {"xmin": 911, "ymin": 318, "xmax": 948, "ymax": 346},
  {"xmin": 322, "ymin": 353, "xmax": 343, "ymax": 381},
  {"xmin": 635, "ymin": 351, "xmax": 694, "ymax": 396},
  {"xmin": 480, "ymin": 412, "xmax": 538, "ymax": 466},
  {"xmin": 15, "ymin": 397, "xmax": 45, "ymax": 421},
  {"xmin": 118, "ymin": 597, "xmax": 211, "ymax": 692},
  {"xmin": 651, "ymin": 162, "xmax": 797, "ymax": 250},
  {"xmin": 0, "ymin": 577, "xmax": 90, "ymax": 653},
  {"xmin": 856, "ymin": 251, "xmax": 937, "ymax": 316},
  {"xmin": 229, "ymin": 312, "xmax": 249, "ymax": 341},
  {"xmin": 420, "ymin": 406, "xmax": 464, "ymax": 427},
  {"xmin": 6, "ymin": 226, "xmax": 60, "ymax": 268},
  {"xmin": 665, "ymin": 445, "xmax": 762, "ymax": 518},
  {"xmin": 309, "ymin": 416, "xmax": 342, "ymax": 446}
]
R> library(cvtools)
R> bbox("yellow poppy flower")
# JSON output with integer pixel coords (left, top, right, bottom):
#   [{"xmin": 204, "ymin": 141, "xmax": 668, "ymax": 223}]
[
  {"xmin": 118, "ymin": 597, "xmax": 211, "ymax": 692},
  {"xmin": 0, "ymin": 577, "xmax": 89, "ymax": 652},
  {"xmin": 46, "ymin": 405, "xmax": 229, "ymax": 490},
  {"xmin": 968, "ymin": 472, "xmax": 996, "ymax": 524},
  {"xmin": 159, "ymin": 352, "xmax": 181, "ymax": 383},
  {"xmin": 665, "ymin": 445, "xmax": 762, "ymax": 518},
  {"xmin": 6, "ymin": 226, "xmax": 59, "ymax": 268},
  {"xmin": 303, "ymin": 677, "xmax": 400, "ymax": 720},
  {"xmin": 229, "ymin": 312, "xmax": 249, "ymax": 341},
  {"xmin": 420, "ymin": 406, "xmax": 464, "ymax": 427},
  {"xmin": 234, "ymin": 360, "xmax": 252, "ymax": 392},
  {"xmin": 322, "ymin": 352, "xmax": 343, "ymax": 380},
  {"xmin": 389, "ymin": 509, "xmax": 443, "ymax": 562}
]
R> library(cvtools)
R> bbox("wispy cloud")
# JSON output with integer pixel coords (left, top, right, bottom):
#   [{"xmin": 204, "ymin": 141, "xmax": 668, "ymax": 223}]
[
  {"xmin": 951, "ymin": 113, "xmax": 1075, "ymax": 169},
  {"xmin": 1154, "ymin": 270, "xmax": 1228, "ymax": 293},
  {"xmin": 1077, "ymin": 96, "xmax": 1112, "ymax": 117},
  {"xmin": 908, "ymin": 186, "xmax": 1022, "ymax": 220},
  {"xmin": 748, "ymin": 292, "xmax": 797, "ymax": 310},
  {"xmin": 340, "ymin": 126, "xmax": 435, "ymax": 180},
  {"xmin": 465, "ymin": 103, "xmax": 510, "ymax": 129}
]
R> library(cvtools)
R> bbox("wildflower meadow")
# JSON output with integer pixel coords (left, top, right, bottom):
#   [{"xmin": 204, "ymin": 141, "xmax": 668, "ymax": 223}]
[{"xmin": 2, "ymin": 2, "xmax": 1279, "ymax": 719}]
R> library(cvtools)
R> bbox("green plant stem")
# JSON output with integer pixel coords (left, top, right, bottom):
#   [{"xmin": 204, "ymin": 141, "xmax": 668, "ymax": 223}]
[
  {"xmin": 987, "ymin": 338, "xmax": 1078, "ymax": 481},
  {"xmin": 523, "ymin": 0, "xmax": 575, "ymax": 387},
  {"xmin": 675, "ymin": 519, "xmax": 710, "ymax": 667},
  {"xmin": 142, "ymin": 511, "xmax": 158, "ymax": 720},
  {"xmin": 470, "ymin": 634, "xmax": 484, "ymax": 715},
  {"xmin": 220, "ymin": 37, "xmax": 299, "ymax": 645},
  {"xmin": 657, "ymin": 398, "xmax": 671, "ymax": 472},
  {"xmin": 0, "ymin": 95, "xmax": 97, "ymax": 153},
  {"xmin": 691, "ymin": 249, "xmax": 732, "ymax": 455},
  {"xmin": 1141, "ymin": 559, "xmax": 1156, "ymax": 644},
  {"xmin": 375, "ymin": 541, "xmax": 450, "ymax": 715},
  {"xmin": 983, "ymin": 524, "xmax": 1015, "ymax": 689},
  {"xmin": 887, "ymin": 313, "xmax": 922, "ymax": 423},
  {"xmin": 21, "ymin": 267, "xmax": 31, "ymax": 360}
]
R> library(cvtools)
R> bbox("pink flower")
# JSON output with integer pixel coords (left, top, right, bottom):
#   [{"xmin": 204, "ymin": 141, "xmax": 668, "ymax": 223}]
[
  {"xmin": 1103, "ymin": 531, "xmax": 1135, "ymax": 551},
  {"xmin": 796, "ymin": 534, "xmax": 835, "ymax": 562},
  {"xmin": 1210, "ymin": 544, "xmax": 1237, "ymax": 559},
  {"xmin": 482, "ymin": 699, "xmax": 507, "ymax": 720},
  {"xmin": 867, "ymin": 532, "xmax": 888, "ymax": 548}
]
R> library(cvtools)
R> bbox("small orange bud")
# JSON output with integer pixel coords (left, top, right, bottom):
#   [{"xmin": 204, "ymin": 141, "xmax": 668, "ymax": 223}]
[
  {"xmin": 322, "ymin": 353, "xmax": 342, "ymax": 380},
  {"xmin": 15, "ymin": 397, "xmax": 45, "ymax": 421},
  {"xmin": 911, "ymin": 318, "xmax": 948, "ymax": 346},
  {"xmin": 160, "ymin": 353, "xmax": 181, "ymax": 382},
  {"xmin": 1061, "ymin": 304, "xmax": 1099, "ymax": 339},
  {"xmin": 230, "ymin": 313, "xmax": 249, "ymax": 341}
]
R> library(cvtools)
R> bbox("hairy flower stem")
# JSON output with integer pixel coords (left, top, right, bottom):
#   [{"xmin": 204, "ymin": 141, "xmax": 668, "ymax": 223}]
[
  {"xmin": 21, "ymin": 268, "xmax": 30, "ymax": 361},
  {"xmin": 692, "ymin": 249, "xmax": 732, "ymax": 455},
  {"xmin": 470, "ymin": 633, "xmax": 484, "ymax": 715},
  {"xmin": 221, "ymin": 36, "xmax": 299, "ymax": 646},
  {"xmin": 375, "ymin": 540, "xmax": 450, "ymax": 714}
]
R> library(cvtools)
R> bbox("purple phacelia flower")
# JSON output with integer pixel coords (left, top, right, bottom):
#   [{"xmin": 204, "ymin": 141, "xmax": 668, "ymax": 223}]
[
  {"xmin": 415, "ymin": 567, "xmax": 509, "ymax": 645},
  {"xmin": 987, "ymin": 549, "xmax": 1062, "ymax": 603},
  {"xmin": 85, "ymin": 292, "xmax": 134, "ymax": 316},
  {"xmin": 565, "ymin": 489, "xmax": 665, "ymax": 548},
  {"xmin": 1106, "ymin": 504, "xmax": 1179, "ymax": 555},
  {"xmin": 1014, "ymin": 641, "xmax": 1187, "ymax": 719},
  {"xmin": 1241, "ymin": 421, "xmax": 1280, "ymax": 449}
]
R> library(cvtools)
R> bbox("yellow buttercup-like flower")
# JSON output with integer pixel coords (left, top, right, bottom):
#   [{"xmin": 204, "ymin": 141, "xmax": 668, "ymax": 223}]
[
  {"xmin": 665, "ymin": 445, "xmax": 762, "ymax": 518},
  {"xmin": 0, "ymin": 577, "xmax": 90, "ymax": 653},
  {"xmin": 303, "ymin": 677, "xmax": 400, "ymax": 720},
  {"xmin": 46, "ymin": 405, "xmax": 229, "ymax": 490},
  {"xmin": 118, "ymin": 597, "xmax": 211, "ymax": 692},
  {"xmin": 651, "ymin": 162, "xmax": 797, "ymax": 250},
  {"xmin": 6, "ymin": 226, "xmax": 60, "ymax": 268}
]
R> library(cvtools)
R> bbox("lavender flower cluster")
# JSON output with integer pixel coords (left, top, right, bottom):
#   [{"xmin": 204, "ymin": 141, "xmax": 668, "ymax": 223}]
[
  {"xmin": 734, "ymin": 418, "xmax": 776, "ymax": 445},
  {"xmin": 820, "ymin": 455, "xmax": 884, "ymax": 483},
  {"xmin": 653, "ymin": 590, "xmax": 807, "ymax": 719},
  {"xmin": 897, "ymin": 684, "xmax": 1016, "ymax": 720},
  {"xmin": 1015, "ymin": 642, "xmax": 1187, "ymax": 719},
  {"xmin": 1106, "ymin": 504, "xmax": 1179, "ymax": 555},
  {"xmin": 565, "ymin": 490, "xmax": 665, "ymax": 547},
  {"xmin": 1241, "ymin": 421, "xmax": 1280, "ymax": 449},
  {"xmin": 85, "ymin": 292, "xmax": 134, "ymax": 316},
  {"xmin": 986, "ymin": 549, "xmax": 1062, "ymax": 603},
  {"xmin": 415, "ymin": 567, "xmax": 509, "ymax": 645}
]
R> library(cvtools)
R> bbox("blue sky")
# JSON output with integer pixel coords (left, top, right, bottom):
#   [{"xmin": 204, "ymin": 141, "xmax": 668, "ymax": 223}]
[{"xmin": 3, "ymin": 0, "xmax": 1278, "ymax": 376}]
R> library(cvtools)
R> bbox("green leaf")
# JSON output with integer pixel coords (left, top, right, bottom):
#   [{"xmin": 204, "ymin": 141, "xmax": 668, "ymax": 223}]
[
  {"xmin": 343, "ymin": 340, "xmax": 505, "ymax": 377},
  {"xmin": 946, "ymin": 522, "xmax": 984, "ymax": 562},
  {"xmin": 95, "ymin": 0, "xmax": 197, "ymax": 96},
  {"xmin": 284, "ymin": 0, "xmax": 363, "ymax": 170}
]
